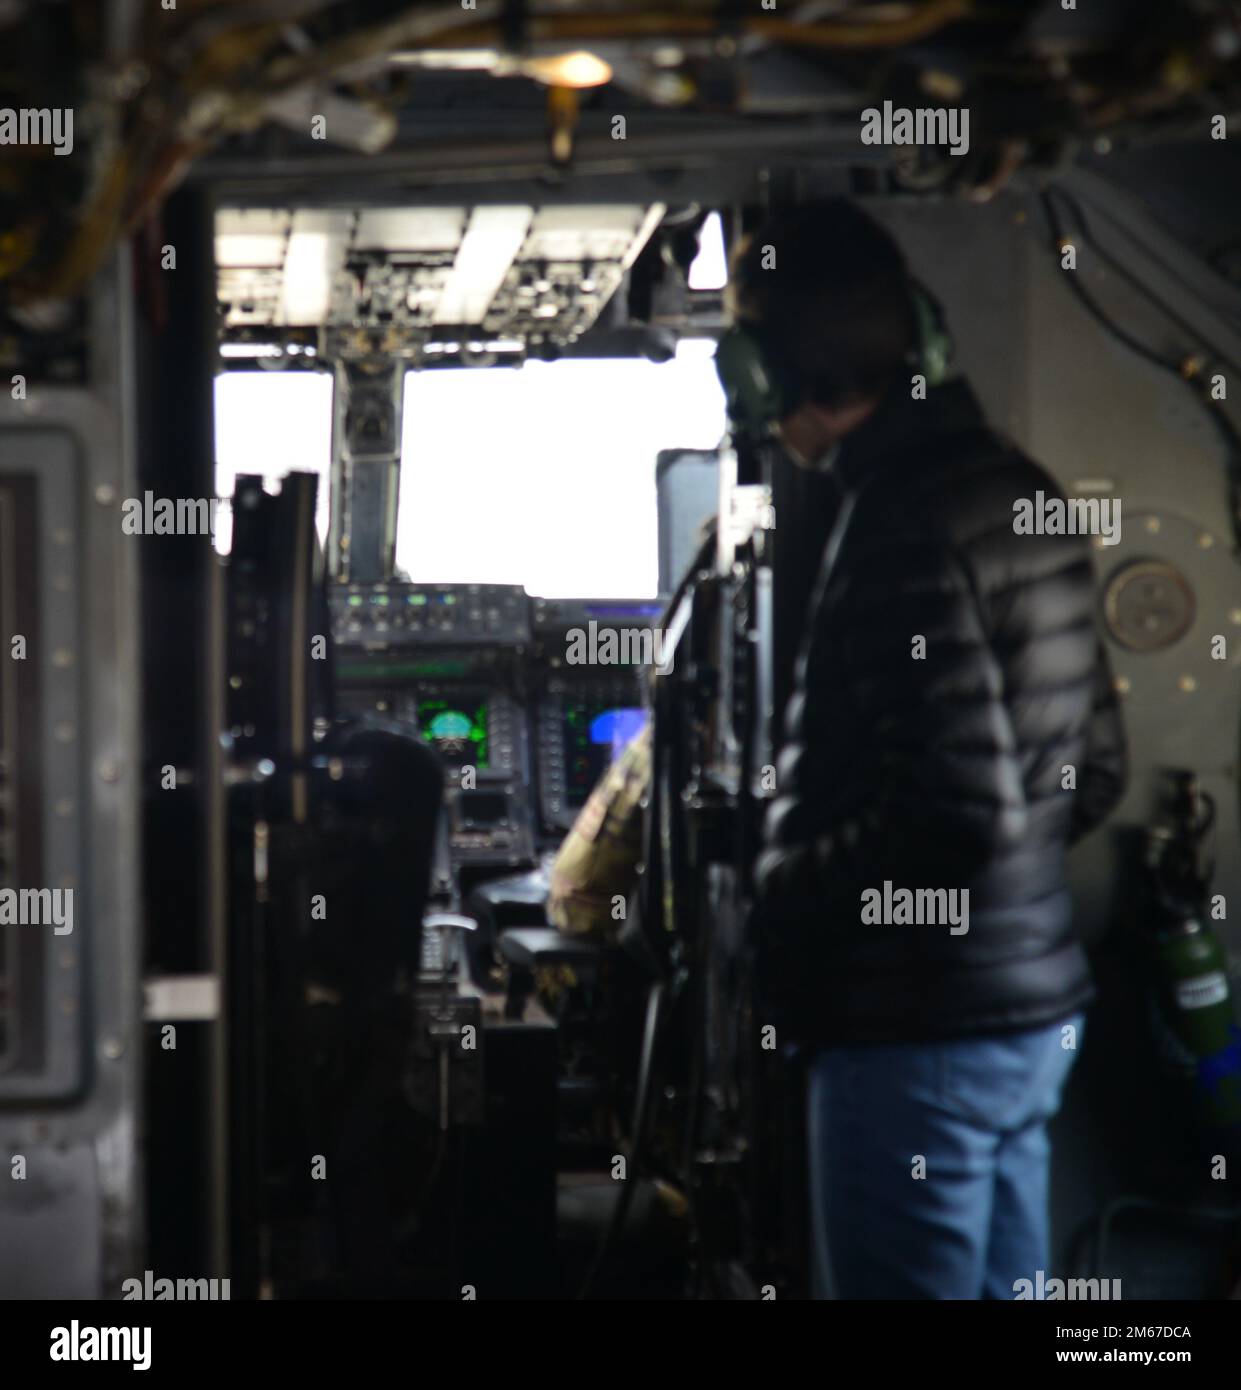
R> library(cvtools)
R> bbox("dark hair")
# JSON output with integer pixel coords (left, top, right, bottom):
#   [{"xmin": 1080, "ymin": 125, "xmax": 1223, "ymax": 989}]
[{"xmin": 728, "ymin": 200, "xmax": 919, "ymax": 411}]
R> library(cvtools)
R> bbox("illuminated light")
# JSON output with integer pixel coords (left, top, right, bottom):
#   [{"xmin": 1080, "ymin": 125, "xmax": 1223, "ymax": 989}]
[
  {"xmin": 523, "ymin": 51, "xmax": 613, "ymax": 90},
  {"xmin": 434, "ymin": 207, "xmax": 532, "ymax": 325},
  {"xmin": 281, "ymin": 213, "xmax": 350, "ymax": 325},
  {"xmin": 388, "ymin": 49, "xmax": 501, "ymax": 72}
]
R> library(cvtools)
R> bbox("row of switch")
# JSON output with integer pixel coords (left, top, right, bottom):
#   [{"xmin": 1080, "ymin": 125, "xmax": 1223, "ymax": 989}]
[{"xmin": 332, "ymin": 585, "xmax": 530, "ymax": 643}]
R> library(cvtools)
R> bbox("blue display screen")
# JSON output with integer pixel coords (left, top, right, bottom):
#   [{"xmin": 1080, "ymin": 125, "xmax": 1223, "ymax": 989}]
[
  {"xmin": 584, "ymin": 604, "xmax": 664, "ymax": 619},
  {"xmin": 565, "ymin": 704, "xmax": 649, "ymax": 802},
  {"xmin": 589, "ymin": 707, "xmax": 648, "ymax": 757}
]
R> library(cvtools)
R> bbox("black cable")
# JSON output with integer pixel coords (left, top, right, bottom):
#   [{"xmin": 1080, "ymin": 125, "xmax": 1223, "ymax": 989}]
[
  {"xmin": 1053, "ymin": 185, "xmax": 1240, "ymax": 360},
  {"xmin": 1039, "ymin": 187, "xmax": 1241, "ymax": 548},
  {"xmin": 1041, "ymin": 188, "xmax": 1184, "ymax": 373},
  {"xmin": 1050, "ymin": 185, "xmax": 1241, "ymax": 477},
  {"xmin": 1042, "ymin": 186, "xmax": 1241, "ymax": 912}
]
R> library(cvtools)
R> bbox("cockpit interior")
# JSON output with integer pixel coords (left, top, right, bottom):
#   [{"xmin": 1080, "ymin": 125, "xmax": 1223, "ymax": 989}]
[{"xmin": 2, "ymin": 0, "xmax": 1241, "ymax": 1344}]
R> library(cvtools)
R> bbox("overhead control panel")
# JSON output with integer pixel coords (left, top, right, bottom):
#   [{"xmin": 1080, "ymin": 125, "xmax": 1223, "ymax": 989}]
[{"xmin": 216, "ymin": 204, "xmax": 666, "ymax": 363}]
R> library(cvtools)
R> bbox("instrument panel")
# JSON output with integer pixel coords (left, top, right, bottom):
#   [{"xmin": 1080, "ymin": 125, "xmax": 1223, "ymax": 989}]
[
  {"xmin": 331, "ymin": 583, "xmax": 660, "ymax": 875},
  {"xmin": 538, "ymin": 680, "xmax": 649, "ymax": 832}
]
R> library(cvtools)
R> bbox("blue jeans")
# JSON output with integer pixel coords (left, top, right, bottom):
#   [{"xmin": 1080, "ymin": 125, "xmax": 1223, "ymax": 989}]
[{"xmin": 806, "ymin": 1015, "xmax": 1084, "ymax": 1299}]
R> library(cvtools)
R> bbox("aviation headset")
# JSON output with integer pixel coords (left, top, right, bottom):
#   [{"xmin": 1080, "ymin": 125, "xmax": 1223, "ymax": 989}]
[{"xmin": 713, "ymin": 279, "xmax": 954, "ymax": 436}]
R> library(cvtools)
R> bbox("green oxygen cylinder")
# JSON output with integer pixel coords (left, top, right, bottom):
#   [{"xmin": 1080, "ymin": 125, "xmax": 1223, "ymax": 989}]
[
  {"xmin": 1145, "ymin": 776, "xmax": 1241, "ymax": 1140},
  {"xmin": 1150, "ymin": 915, "xmax": 1241, "ymax": 1131}
]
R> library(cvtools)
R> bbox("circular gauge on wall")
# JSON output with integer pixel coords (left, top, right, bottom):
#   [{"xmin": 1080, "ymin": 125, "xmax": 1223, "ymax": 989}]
[{"xmin": 1102, "ymin": 559, "xmax": 1196, "ymax": 653}]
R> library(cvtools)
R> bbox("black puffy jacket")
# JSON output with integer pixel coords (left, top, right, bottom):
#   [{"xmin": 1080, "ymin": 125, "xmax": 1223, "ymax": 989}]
[{"xmin": 755, "ymin": 378, "xmax": 1127, "ymax": 1044}]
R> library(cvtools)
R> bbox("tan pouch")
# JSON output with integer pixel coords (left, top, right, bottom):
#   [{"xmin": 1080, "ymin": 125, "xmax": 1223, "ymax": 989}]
[{"xmin": 547, "ymin": 724, "xmax": 651, "ymax": 942}]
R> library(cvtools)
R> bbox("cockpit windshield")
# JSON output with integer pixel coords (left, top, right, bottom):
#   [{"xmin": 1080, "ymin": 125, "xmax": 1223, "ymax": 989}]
[{"xmin": 213, "ymin": 339, "xmax": 724, "ymax": 597}]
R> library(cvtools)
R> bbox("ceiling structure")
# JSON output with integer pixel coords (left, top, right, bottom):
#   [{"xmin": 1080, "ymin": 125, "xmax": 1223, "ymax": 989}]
[
  {"xmin": 1, "ymin": 0, "xmax": 1239, "ymax": 325},
  {"xmin": 216, "ymin": 203, "xmax": 666, "ymax": 362}
]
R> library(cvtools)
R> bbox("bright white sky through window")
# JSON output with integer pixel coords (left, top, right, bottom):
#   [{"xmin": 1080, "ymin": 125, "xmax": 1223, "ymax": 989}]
[
  {"xmin": 689, "ymin": 212, "xmax": 728, "ymax": 290},
  {"xmin": 213, "ymin": 369, "xmax": 334, "ymax": 554},
  {"xmin": 395, "ymin": 339, "xmax": 725, "ymax": 597},
  {"xmin": 212, "ymin": 341, "xmax": 726, "ymax": 593}
]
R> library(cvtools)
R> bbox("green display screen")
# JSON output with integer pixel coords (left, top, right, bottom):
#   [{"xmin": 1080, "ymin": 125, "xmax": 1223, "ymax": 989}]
[{"xmin": 417, "ymin": 697, "xmax": 488, "ymax": 769}]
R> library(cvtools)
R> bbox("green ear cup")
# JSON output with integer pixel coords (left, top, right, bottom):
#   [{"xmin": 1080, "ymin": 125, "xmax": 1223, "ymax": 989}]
[
  {"xmin": 716, "ymin": 280, "xmax": 953, "ymax": 430},
  {"xmin": 714, "ymin": 324, "xmax": 795, "ymax": 433}
]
